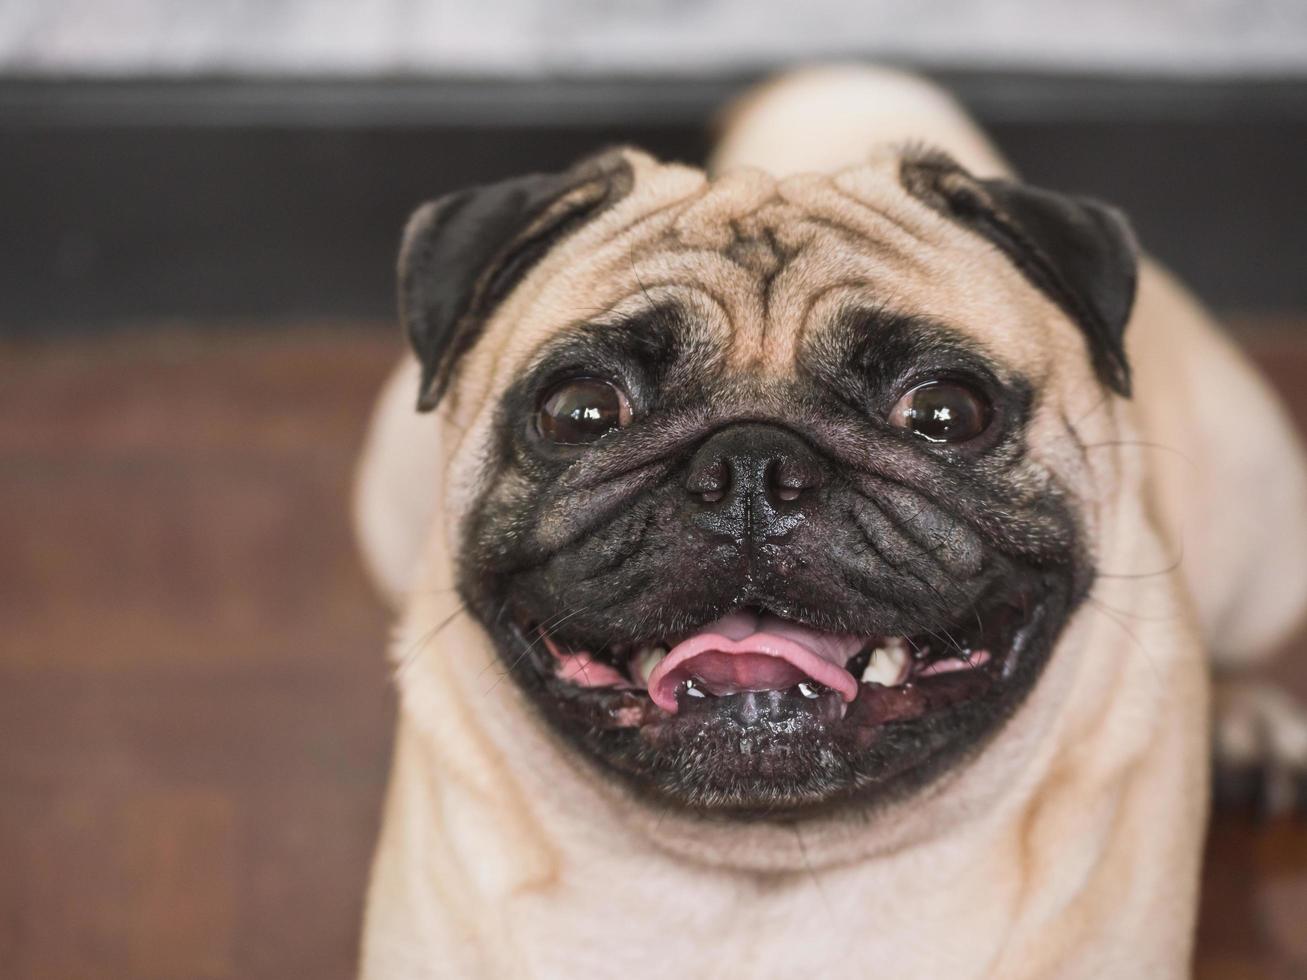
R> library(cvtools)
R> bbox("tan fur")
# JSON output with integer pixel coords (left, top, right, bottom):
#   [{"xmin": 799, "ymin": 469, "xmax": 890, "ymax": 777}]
[{"xmin": 353, "ymin": 66, "xmax": 1307, "ymax": 978}]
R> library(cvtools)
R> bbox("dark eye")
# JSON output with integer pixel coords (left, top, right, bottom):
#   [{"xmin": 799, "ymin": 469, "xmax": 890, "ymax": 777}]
[
  {"xmin": 536, "ymin": 378, "xmax": 632, "ymax": 445},
  {"xmin": 888, "ymin": 380, "xmax": 991, "ymax": 444}
]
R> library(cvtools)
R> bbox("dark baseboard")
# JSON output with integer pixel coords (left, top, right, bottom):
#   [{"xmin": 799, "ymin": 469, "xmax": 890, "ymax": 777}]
[{"xmin": 2, "ymin": 72, "xmax": 1305, "ymax": 333}]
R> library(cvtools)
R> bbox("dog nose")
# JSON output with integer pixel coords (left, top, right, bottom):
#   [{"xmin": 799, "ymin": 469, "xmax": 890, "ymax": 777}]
[{"xmin": 686, "ymin": 424, "xmax": 824, "ymax": 539}]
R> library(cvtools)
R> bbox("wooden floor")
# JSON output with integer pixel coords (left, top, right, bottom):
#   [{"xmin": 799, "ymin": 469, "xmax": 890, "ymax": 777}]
[{"xmin": 1, "ymin": 323, "xmax": 1305, "ymax": 979}]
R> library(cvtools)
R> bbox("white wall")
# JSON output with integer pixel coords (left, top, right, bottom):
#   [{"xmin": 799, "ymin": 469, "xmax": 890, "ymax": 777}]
[{"xmin": 3, "ymin": 0, "xmax": 1305, "ymax": 76}]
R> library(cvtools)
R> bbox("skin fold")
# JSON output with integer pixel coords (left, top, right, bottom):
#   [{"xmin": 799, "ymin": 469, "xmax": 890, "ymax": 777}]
[{"xmin": 352, "ymin": 66, "xmax": 1307, "ymax": 978}]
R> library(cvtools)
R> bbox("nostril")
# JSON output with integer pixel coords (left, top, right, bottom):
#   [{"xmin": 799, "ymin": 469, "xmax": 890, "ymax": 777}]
[
  {"xmin": 768, "ymin": 458, "xmax": 822, "ymax": 504},
  {"xmin": 687, "ymin": 458, "xmax": 729, "ymax": 504}
]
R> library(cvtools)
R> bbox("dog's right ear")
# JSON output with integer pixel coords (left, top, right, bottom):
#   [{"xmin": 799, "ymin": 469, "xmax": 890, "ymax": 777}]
[{"xmin": 399, "ymin": 149, "xmax": 636, "ymax": 412}]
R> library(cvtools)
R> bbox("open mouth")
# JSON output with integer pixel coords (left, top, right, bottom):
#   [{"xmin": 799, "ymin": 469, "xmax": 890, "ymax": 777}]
[
  {"xmin": 535, "ymin": 603, "xmax": 1027, "ymax": 721},
  {"xmin": 499, "ymin": 585, "xmax": 1057, "ymax": 813}
]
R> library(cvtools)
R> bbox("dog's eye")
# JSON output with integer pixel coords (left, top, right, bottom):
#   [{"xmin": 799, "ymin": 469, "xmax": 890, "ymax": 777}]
[
  {"xmin": 537, "ymin": 378, "xmax": 632, "ymax": 445},
  {"xmin": 888, "ymin": 381, "xmax": 991, "ymax": 443}
]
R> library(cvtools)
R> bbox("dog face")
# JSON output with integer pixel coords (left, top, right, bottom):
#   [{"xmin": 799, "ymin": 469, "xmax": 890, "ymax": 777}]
[{"xmin": 400, "ymin": 148, "xmax": 1137, "ymax": 815}]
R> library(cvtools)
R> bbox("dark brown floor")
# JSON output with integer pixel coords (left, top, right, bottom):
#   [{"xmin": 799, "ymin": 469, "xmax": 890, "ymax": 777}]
[{"xmin": 1, "ymin": 322, "xmax": 1305, "ymax": 979}]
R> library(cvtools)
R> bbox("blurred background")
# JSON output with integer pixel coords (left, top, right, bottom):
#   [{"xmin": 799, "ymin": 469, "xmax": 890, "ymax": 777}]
[{"xmin": 1, "ymin": 2, "xmax": 1305, "ymax": 977}]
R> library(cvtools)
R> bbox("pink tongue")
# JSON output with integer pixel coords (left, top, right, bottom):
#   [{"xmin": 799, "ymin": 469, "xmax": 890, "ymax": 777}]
[{"xmin": 645, "ymin": 609, "xmax": 863, "ymax": 713}]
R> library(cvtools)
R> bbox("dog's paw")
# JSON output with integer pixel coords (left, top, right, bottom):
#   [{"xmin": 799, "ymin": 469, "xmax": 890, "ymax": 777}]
[{"xmin": 1212, "ymin": 679, "xmax": 1307, "ymax": 818}]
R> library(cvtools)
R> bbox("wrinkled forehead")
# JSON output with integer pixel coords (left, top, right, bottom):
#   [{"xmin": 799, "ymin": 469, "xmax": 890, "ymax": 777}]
[{"xmin": 464, "ymin": 157, "xmax": 1073, "ymax": 417}]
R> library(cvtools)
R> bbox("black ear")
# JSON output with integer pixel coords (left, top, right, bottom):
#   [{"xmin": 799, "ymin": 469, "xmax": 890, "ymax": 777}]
[
  {"xmin": 399, "ymin": 149, "xmax": 635, "ymax": 411},
  {"xmin": 902, "ymin": 153, "xmax": 1138, "ymax": 396}
]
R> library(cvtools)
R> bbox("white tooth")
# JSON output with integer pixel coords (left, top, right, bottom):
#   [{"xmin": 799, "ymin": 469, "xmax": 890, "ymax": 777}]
[
  {"xmin": 861, "ymin": 638, "xmax": 910, "ymax": 687},
  {"xmin": 632, "ymin": 645, "xmax": 667, "ymax": 685}
]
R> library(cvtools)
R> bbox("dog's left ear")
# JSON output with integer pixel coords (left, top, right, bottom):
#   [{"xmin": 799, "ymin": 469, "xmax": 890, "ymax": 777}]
[
  {"xmin": 399, "ymin": 149, "xmax": 636, "ymax": 411},
  {"xmin": 902, "ymin": 153, "xmax": 1138, "ymax": 396}
]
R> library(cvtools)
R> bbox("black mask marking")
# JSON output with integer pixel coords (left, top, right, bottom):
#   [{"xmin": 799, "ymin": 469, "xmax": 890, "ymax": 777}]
[{"xmin": 456, "ymin": 301, "xmax": 1092, "ymax": 814}]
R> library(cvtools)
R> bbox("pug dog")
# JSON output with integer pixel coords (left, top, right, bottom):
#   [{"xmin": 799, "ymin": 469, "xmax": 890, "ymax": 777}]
[{"xmin": 353, "ymin": 66, "xmax": 1307, "ymax": 978}]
